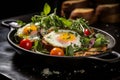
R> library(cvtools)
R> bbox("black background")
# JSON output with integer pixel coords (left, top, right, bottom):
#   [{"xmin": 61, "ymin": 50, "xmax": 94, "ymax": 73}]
[
  {"xmin": 0, "ymin": 0, "xmax": 120, "ymax": 20},
  {"xmin": 0, "ymin": 0, "xmax": 64, "ymax": 20}
]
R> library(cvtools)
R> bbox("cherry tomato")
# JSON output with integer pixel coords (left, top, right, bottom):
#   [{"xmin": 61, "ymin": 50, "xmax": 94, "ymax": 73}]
[
  {"xmin": 19, "ymin": 39, "xmax": 32, "ymax": 50},
  {"xmin": 50, "ymin": 48, "xmax": 64, "ymax": 56},
  {"xmin": 84, "ymin": 29, "xmax": 91, "ymax": 36}
]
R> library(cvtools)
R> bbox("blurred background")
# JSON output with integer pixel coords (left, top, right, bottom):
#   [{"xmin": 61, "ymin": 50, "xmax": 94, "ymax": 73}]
[
  {"xmin": 61, "ymin": 0, "xmax": 120, "ymax": 24},
  {"xmin": 0, "ymin": 0, "xmax": 64, "ymax": 19},
  {"xmin": 0, "ymin": 0, "xmax": 120, "ymax": 24}
]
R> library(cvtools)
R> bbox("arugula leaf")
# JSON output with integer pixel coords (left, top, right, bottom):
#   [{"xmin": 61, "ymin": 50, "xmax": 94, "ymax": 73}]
[
  {"xmin": 65, "ymin": 45, "xmax": 74, "ymax": 56},
  {"xmin": 81, "ymin": 37, "xmax": 90, "ymax": 47},
  {"xmin": 93, "ymin": 33, "xmax": 109, "ymax": 47},
  {"xmin": 43, "ymin": 3, "xmax": 51, "ymax": 15},
  {"xmin": 16, "ymin": 20, "xmax": 26, "ymax": 26},
  {"xmin": 95, "ymin": 33, "xmax": 105, "ymax": 39},
  {"xmin": 33, "ymin": 40, "xmax": 49, "ymax": 53},
  {"xmin": 94, "ymin": 38, "xmax": 102, "ymax": 47},
  {"xmin": 60, "ymin": 18, "xmax": 72, "ymax": 27},
  {"xmin": 33, "ymin": 40, "xmax": 42, "ymax": 51}
]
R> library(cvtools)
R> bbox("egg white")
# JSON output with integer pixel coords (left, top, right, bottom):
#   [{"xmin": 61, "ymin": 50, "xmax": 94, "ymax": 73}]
[
  {"xmin": 43, "ymin": 30, "xmax": 81, "ymax": 48},
  {"xmin": 17, "ymin": 23, "xmax": 31, "ymax": 36},
  {"xmin": 16, "ymin": 23, "xmax": 39, "ymax": 40}
]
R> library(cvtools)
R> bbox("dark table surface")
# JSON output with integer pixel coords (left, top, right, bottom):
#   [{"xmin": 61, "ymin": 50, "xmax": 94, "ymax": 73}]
[{"xmin": 0, "ymin": 13, "xmax": 120, "ymax": 80}]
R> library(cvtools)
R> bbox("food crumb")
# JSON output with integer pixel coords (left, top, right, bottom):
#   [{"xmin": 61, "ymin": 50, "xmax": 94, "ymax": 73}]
[
  {"xmin": 41, "ymin": 68, "xmax": 61, "ymax": 77},
  {"xmin": 74, "ymin": 69, "xmax": 85, "ymax": 74},
  {"xmin": 53, "ymin": 71, "xmax": 60, "ymax": 74},
  {"xmin": 41, "ymin": 68, "xmax": 52, "ymax": 76}
]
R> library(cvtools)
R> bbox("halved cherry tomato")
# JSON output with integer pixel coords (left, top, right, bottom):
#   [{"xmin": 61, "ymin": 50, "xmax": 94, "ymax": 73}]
[
  {"xmin": 19, "ymin": 39, "xmax": 32, "ymax": 50},
  {"xmin": 84, "ymin": 29, "xmax": 91, "ymax": 36},
  {"xmin": 50, "ymin": 48, "xmax": 64, "ymax": 56}
]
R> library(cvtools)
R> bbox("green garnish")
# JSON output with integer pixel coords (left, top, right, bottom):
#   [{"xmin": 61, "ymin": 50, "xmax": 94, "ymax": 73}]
[
  {"xmin": 31, "ymin": 3, "xmax": 91, "ymax": 35},
  {"xmin": 94, "ymin": 33, "xmax": 109, "ymax": 47},
  {"xmin": 16, "ymin": 20, "xmax": 26, "ymax": 26},
  {"xmin": 65, "ymin": 45, "xmax": 74, "ymax": 56},
  {"xmin": 43, "ymin": 3, "xmax": 51, "ymax": 15},
  {"xmin": 33, "ymin": 40, "xmax": 49, "ymax": 53}
]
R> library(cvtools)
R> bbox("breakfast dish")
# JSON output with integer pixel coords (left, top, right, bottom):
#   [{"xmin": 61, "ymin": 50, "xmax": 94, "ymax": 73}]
[{"xmin": 13, "ymin": 3, "xmax": 109, "ymax": 56}]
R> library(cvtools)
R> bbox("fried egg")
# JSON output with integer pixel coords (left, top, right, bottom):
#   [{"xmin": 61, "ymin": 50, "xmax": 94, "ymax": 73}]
[
  {"xmin": 43, "ymin": 30, "xmax": 81, "ymax": 48},
  {"xmin": 16, "ymin": 23, "xmax": 39, "ymax": 40}
]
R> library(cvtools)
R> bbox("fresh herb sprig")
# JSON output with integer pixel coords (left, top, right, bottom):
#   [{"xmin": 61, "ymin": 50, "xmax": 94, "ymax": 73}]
[{"xmin": 16, "ymin": 20, "xmax": 26, "ymax": 26}]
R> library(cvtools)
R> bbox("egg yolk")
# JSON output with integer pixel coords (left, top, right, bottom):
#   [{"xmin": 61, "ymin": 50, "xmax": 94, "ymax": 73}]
[
  {"xmin": 57, "ymin": 32, "xmax": 76, "ymax": 44},
  {"xmin": 23, "ymin": 24, "xmax": 37, "ymax": 35}
]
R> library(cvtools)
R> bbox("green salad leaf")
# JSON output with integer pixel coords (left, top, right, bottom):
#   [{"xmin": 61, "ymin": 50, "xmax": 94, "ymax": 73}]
[
  {"xmin": 43, "ymin": 3, "xmax": 51, "ymax": 15},
  {"xmin": 94, "ymin": 33, "xmax": 109, "ymax": 47},
  {"xmin": 65, "ymin": 45, "xmax": 74, "ymax": 56}
]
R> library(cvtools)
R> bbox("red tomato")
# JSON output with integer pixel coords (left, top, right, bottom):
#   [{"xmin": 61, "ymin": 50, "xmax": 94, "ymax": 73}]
[
  {"xmin": 50, "ymin": 48, "xmax": 64, "ymax": 56},
  {"xmin": 84, "ymin": 29, "xmax": 91, "ymax": 36},
  {"xmin": 19, "ymin": 39, "xmax": 32, "ymax": 50}
]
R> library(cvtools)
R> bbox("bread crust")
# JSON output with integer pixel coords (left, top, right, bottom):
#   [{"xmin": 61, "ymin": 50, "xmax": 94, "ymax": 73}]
[{"xmin": 69, "ymin": 8, "xmax": 97, "ymax": 24}]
